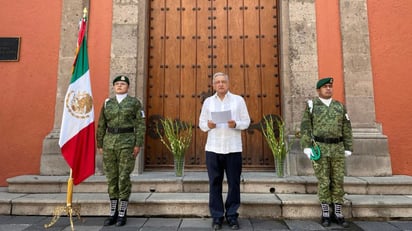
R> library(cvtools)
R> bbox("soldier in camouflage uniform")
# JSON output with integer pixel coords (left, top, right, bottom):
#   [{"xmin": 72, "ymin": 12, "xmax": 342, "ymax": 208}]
[
  {"xmin": 96, "ymin": 75, "xmax": 146, "ymax": 227},
  {"xmin": 300, "ymin": 77, "xmax": 353, "ymax": 228}
]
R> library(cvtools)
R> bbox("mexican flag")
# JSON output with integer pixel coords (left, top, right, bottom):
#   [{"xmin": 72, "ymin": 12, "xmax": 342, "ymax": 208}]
[{"xmin": 59, "ymin": 15, "xmax": 95, "ymax": 185}]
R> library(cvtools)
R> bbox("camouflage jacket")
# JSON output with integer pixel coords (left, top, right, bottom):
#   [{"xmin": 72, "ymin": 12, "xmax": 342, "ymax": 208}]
[
  {"xmin": 96, "ymin": 95, "xmax": 146, "ymax": 150},
  {"xmin": 300, "ymin": 97, "xmax": 353, "ymax": 153}
]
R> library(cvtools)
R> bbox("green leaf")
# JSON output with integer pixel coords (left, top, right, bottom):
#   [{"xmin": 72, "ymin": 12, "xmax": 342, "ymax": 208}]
[
  {"xmin": 156, "ymin": 118, "xmax": 193, "ymax": 159},
  {"xmin": 261, "ymin": 115, "xmax": 294, "ymax": 162}
]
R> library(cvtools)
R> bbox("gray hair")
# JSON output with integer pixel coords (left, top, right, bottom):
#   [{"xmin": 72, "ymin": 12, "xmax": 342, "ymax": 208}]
[{"xmin": 212, "ymin": 72, "xmax": 229, "ymax": 81}]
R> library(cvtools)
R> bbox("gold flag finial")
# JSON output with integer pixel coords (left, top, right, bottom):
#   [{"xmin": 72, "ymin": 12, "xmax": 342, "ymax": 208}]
[{"xmin": 83, "ymin": 7, "xmax": 88, "ymax": 18}]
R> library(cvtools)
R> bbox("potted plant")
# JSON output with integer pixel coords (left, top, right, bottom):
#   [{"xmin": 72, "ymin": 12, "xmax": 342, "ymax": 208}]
[
  {"xmin": 261, "ymin": 115, "xmax": 292, "ymax": 177},
  {"xmin": 156, "ymin": 118, "xmax": 193, "ymax": 177}
]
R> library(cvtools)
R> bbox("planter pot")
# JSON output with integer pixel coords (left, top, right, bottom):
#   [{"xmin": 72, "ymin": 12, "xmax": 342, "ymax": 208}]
[
  {"xmin": 174, "ymin": 157, "xmax": 185, "ymax": 177},
  {"xmin": 275, "ymin": 158, "xmax": 285, "ymax": 177}
]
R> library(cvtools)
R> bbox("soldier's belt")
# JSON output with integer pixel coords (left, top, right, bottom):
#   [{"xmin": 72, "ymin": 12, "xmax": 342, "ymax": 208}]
[
  {"xmin": 313, "ymin": 136, "xmax": 343, "ymax": 144},
  {"xmin": 107, "ymin": 127, "xmax": 134, "ymax": 134}
]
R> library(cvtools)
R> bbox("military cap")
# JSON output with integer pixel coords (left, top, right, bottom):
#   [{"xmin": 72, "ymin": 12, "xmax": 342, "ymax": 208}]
[
  {"xmin": 112, "ymin": 75, "xmax": 130, "ymax": 85},
  {"xmin": 316, "ymin": 77, "xmax": 333, "ymax": 89}
]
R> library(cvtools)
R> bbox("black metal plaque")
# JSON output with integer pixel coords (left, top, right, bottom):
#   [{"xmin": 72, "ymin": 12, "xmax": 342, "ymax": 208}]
[{"xmin": 0, "ymin": 37, "xmax": 21, "ymax": 61}]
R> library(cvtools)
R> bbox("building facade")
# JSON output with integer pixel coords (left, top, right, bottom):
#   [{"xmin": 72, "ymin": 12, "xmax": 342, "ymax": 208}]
[{"xmin": 1, "ymin": 0, "xmax": 411, "ymax": 186}]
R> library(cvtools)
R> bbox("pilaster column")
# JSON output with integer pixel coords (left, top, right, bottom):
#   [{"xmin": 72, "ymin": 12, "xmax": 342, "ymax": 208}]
[
  {"xmin": 339, "ymin": 0, "xmax": 391, "ymax": 176},
  {"xmin": 280, "ymin": 0, "xmax": 319, "ymax": 131},
  {"xmin": 110, "ymin": 0, "xmax": 148, "ymax": 174},
  {"xmin": 279, "ymin": 0, "xmax": 319, "ymax": 176},
  {"xmin": 340, "ymin": 0, "xmax": 376, "ymax": 129},
  {"xmin": 40, "ymin": 0, "xmax": 89, "ymax": 175}
]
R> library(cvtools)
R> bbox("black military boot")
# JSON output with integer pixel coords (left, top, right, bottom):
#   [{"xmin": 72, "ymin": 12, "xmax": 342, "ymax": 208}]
[
  {"xmin": 116, "ymin": 200, "xmax": 128, "ymax": 226},
  {"xmin": 103, "ymin": 199, "xmax": 118, "ymax": 226},
  {"xmin": 332, "ymin": 203, "xmax": 349, "ymax": 228},
  {"xmin": 320, "ymin": 203, "xmax": 331, "ymax": 227}
]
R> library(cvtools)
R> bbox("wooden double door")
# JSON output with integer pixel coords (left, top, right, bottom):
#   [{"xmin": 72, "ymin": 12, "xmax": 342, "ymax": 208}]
[{"xmin": 145, "ymin": 0, "xmax": 280, "ymax": 170}]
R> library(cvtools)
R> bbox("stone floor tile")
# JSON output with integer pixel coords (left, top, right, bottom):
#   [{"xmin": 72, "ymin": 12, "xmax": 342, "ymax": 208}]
[{"xmin": 353, "ymin": 221, "xmax": 401, "ymax": 231}]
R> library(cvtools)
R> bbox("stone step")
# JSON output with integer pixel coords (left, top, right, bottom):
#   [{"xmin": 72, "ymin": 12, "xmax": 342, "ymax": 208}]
[
  {"xmin": 7, "ymin": 172, "xmax": 412, "ymax": 195},
  {"xmin": 1, "ymin": 191, "xmax": 412, "ymax": 219},
  {"xmin": 3, "ymin": 173, "xmax": 412, "ymax": 219}
]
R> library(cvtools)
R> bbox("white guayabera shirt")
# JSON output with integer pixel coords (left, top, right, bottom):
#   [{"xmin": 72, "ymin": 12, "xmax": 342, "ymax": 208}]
[{"xmin": 199, "ymin": 91, "xmax": 251, "ymax": 154}]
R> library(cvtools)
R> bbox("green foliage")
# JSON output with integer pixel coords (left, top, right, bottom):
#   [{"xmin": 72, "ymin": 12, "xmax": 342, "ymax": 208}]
[
  {"xmin": 261, "ymin": 115, "xmax": 291, "ymax": 163},
  {"xmin": 156, "ymin": 118, "xmax": 193, "ymax": 160}
]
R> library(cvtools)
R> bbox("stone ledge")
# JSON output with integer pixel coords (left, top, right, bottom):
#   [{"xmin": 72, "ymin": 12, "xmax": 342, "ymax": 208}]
[
  {"xmin": 2, "ymin": 192, "xmax": 412, "ymax": 219},
  {"xmin": 7, "ymin": 173, "xmax": 412, "ymax": 195},
  {"xmin": 347, "ymin": 195, "xmax": 412, "ymax": 218}
]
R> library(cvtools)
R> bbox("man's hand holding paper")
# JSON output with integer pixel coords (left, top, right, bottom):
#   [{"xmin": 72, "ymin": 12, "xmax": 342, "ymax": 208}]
[{"xmin": 211, "ymin": 110, "xmax": 232, "ymax": 128}]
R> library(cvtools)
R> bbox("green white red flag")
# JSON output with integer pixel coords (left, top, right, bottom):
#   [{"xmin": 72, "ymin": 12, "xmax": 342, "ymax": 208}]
[{"xmin": 59, "ymin": 13, "xmax": 95, "ymax": 185}]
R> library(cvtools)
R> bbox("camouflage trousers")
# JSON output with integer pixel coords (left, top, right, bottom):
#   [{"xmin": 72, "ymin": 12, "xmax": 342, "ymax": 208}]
[
  {"xmin": 312, "ymin": 155, "xmax": 345, "ymax": 204},
  {"xmin": 103, "ymin": 148, "xmax": 136, "ymax": 200}
]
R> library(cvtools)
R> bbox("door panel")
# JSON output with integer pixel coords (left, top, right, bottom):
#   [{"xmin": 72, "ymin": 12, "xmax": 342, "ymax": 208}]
[
  {"xmin": 260, "ymin": 0, "xmax": 280, "ymax": 166},
  {"xmin": 180, "ymin": 0, "xmax": 198, "ymax": 165},
  {"xmin": 146, "ymin": 0, "xmax": 280, "ymax": 170},
  {"xmin": 213, "ymin": 0, "xmax": 229, "ymax": 73},
  {"xmin": 146, "ymin": 0, "xmax": 166, "ymax": 166},
  {"xmin": 194, "ymin": 0, "xmax": 213, "ymax": 167},
  {"xmin": 243, "ymin": 0, "xmax": 264, "ymax": 167}
]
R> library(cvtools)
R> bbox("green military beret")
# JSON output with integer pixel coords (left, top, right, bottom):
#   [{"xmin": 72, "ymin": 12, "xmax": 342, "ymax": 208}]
[
  {"xmin": 316, "ymin": 77, "xmax": 333, "ymax": 89},
  {"xmin": 112, "ymin": 75, "xmax": 130, "ymax": 85}
]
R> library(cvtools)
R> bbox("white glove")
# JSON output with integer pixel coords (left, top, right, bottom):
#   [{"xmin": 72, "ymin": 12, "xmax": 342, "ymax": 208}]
[
  {"xmin": 344, "ymin": 150, "xmax": 352, "ymax": 157},
  {"xmin": 303, "ymin": 148, "xmax": 313, "ymax": 159}
]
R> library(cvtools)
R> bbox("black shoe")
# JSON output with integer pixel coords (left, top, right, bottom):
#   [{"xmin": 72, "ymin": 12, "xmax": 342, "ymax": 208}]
[
  {"xmin": 227, "ymin": 218, "xmax": 239, "ymax": 230},
  {"xmin": 321, "ymin": 216, "xmax": 331, "ymax": 227},
  {"xmin": 331, "ymin": 203, "xmax": 349, "ymax": 228},
  {"xmin": 212, "ymin": 222, "xmax": 222, "ymax": 230},
  {"xmin": 103, "ymin": 215, "xmax": 117, "ymax": 226},
  {"xmin": 334, "ymin": 216, "xmax": 349, "ymax": 228},
  {"xmin": 115, "ymin": 216, "xmax": 127, "ymax": 227},
  {"xmin": 212, "ymin": 218, "xmax": 223, "ymax": 230}
]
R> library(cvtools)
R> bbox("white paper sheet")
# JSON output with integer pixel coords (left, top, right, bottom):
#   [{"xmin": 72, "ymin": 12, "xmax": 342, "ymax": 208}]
[{"xmin": 211, "ymin": 110, "xmax": 232, "ymax": 124}]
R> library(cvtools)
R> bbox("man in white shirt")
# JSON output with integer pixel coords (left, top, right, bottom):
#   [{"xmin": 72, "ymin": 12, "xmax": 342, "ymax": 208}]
[{"xmin": 199, "ymin": 72, "xmax": 250, "ymax": 230}]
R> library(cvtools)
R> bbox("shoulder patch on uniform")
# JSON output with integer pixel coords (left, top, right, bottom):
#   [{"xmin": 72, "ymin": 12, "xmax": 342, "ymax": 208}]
[
  {"xmin": 307, "ymin": 100, "xmax": 313, "ymax": 113},
  {"xmin": 104, "ymin": 98, "xmax": 110, "ymax": 108}
]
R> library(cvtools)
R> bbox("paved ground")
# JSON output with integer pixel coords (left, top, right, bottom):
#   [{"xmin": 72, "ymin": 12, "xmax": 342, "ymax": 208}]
[{"xmin": 0, "ymin": 215, "xmax": 411, "ymax": 231}]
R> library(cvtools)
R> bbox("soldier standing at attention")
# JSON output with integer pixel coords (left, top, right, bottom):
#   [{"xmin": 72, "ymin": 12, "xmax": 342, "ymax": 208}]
[
  {"xmin": 96, "ymin": 75, "xmax": 146, "ymax": 227},
  {"xmin": 300, "ymin": 77, "xmax": 353, "ymax": 228}
]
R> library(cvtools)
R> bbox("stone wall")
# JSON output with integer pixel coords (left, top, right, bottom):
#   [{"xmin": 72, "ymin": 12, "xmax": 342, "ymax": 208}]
[
  {"xmin": 285, "ymin": 0, "xmax": 391, "ymax": 176},
  {"xmin": 109, "ymin": 0, "xmax": 148, "ymax": 174},
  {"xmin": 41, "ymin": 0, "xmax": 392, "ymax": 177}
]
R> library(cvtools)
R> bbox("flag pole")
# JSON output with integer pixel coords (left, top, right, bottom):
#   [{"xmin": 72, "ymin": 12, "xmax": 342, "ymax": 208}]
[
  {"xmin": 45, "ymin": 7, "xmax": 92, "ymax": 230},
  {"xmin": 44, "ymin": 169, "xmax": 81, "ymax": 230},
  {"xmin": 66, "ymin": 169, "xmax": 74, "ymax": 207}
]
